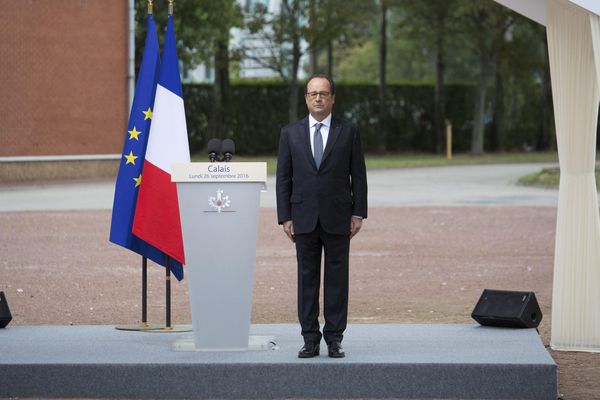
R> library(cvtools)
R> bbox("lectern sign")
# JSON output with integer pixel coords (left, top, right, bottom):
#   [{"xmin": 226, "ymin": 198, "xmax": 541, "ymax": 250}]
[{"xmin": 171, "ymin": 162, "xmax": 267, "ymax": 183}]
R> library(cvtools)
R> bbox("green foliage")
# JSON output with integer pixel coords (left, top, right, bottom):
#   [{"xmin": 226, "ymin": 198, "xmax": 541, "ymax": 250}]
[
  {"xmin": 365, "ymin": 152, "xmax": 558, "ymax": 169},
  {"xmin": 134, "ymin": 0, "xmax": 243, "ymax": 72},
  {"xmin": 243, "ymin": 0, "xmax": 376, "ymax": 80},
  {"xmin": 518, "ymin": 166, "xmax": 600, "ymax": 188},
  {"xmin": 185, "ymin": 83, "xmax": 289, "ymax": 155},
  {"xmin": 133, "ymin": 1, "xmax": 557, "ymax": 156},
  {"xmin": 333, "ymin": 0, "xmax": 552, "ymax": 152},
  {"xmin": 334, "ymin": 41, "xmax": 379, "ymax": 82},
  {"xmin": 183, "ymin": 81, "xmax": 551, "ymax": 155},
  {"xmin": 183, "ymin": 81, "xmax": 556, "ymax": 155},
  {"xmin": 518, "ymin": 167, "xmax": 561, "ymax": 187}
]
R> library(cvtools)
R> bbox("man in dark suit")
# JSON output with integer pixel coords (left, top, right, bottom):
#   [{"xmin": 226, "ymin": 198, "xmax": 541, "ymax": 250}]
[{"xmin": 276, "ymin": 74, "xmax": 368, "ymax": 358}]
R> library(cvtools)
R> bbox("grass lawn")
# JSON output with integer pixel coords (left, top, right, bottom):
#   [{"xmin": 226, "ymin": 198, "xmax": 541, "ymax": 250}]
[
  {"xmin": 518, "ymin": 166, "xmax": 600, "ymax": 188},
  {"xmin": 192, "ymin": 151, "xmax": 559, "ymax": 176}
]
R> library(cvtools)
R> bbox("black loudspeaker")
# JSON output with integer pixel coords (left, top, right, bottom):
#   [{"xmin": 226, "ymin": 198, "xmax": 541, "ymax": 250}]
[
  {"xmin": 471, "ymin": 289, "xmax": 542, "ymax": 328},
  {"xmin": 0, "ymin": 291, "xmax": 13, "ymax": 328}
]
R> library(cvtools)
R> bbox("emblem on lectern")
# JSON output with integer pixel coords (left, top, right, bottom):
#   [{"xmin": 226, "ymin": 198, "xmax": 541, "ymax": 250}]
[{"xmin": 208, "ymin": 189, "xmax": 231, "ymax": 213}]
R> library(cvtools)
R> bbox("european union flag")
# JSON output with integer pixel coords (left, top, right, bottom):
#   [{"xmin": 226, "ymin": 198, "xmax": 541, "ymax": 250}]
[{"xmin": 109, "ymin": 15, "xmax": 183, "ymax": 280}]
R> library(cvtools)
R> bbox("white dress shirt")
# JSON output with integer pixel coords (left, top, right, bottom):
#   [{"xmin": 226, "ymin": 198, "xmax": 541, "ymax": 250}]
[{"xmin": 309, "ymin": 114, "xmax": 331, "ymax": 158}]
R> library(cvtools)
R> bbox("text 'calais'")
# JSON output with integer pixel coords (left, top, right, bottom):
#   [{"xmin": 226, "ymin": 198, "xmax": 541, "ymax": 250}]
[{"xmin": 208, "ymin": 165, "xmax": 231, "ymax": 173}]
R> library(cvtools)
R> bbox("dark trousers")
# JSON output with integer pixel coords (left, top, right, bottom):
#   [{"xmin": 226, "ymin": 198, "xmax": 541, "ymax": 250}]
[{"xmin": 295, "ymin": 221, "xmax": 350, "ymax": 344}]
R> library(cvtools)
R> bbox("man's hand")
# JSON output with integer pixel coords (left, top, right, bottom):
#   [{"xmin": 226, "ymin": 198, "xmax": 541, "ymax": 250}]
[
  {"xmin": 350, "ymin": 216, "xmax": 363, "ymax": 239},
  {"xmin": 283, "ymin": 220, "xmax": 295, "ymax": 242}
]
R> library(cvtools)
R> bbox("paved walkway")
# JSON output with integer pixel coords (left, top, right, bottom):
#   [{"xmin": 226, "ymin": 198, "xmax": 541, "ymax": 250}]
[{"xmin": 0, "ymin": 163, "xmax": 559, "ymax": 212}]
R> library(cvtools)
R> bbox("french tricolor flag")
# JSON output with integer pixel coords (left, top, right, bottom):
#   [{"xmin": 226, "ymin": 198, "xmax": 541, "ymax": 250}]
[{"xmin": 132, "ymin": 15, "xmax": 190, "ymax": 265}]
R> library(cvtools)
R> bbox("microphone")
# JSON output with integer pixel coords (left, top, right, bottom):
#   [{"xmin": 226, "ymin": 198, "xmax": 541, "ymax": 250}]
[
  {"xmin": 207, "ymin": 138, "xmax": 222, "ymax": 162},
  {"xmin": 222, "ymin": 139, "xmax": 235, "ymax": 162}
]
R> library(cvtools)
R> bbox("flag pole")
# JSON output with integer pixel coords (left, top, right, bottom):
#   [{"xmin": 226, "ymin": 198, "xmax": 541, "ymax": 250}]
[
  {"xmin": 143, "ymin": 0, "xmax": 190, "ymax": 334},
  {"xmin": 114, "ymin": 0, "xmax": 166, "ymax": 332},
  {"xmin": 142, "ymin": 256, "xmax": 148, "ymax": 324},
  {"xmin": 115, "ymin": 256, "xmax": 163, "ymax": 331},
  {"xmin": 165, "ymin": 0, "xmax": 173, "ymax": 332},
  {"xmin": 140, "ymin": 0, "xmax": 152, "ymax": 331},
  {"xmin": 146, "ymin": 256, "xmax": 189, "ymax": 333},
  {"xmin": 166, "ymin": 256, "xmax": 172, "ymax": 329}
]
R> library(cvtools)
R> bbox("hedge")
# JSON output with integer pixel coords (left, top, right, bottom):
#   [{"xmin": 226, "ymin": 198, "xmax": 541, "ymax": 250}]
[{"xmin": 183, "ymin": 82, "xmax": 547, "ymax": 155}]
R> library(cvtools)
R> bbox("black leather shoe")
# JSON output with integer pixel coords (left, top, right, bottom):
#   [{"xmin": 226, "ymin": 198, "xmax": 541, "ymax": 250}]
[
  {"xmin": 298, "ymin": 342, "xmax": 320, "ymax": 358},
  {"xmin": 327, "ymin": 341, "xmax": 345, "ymax": 358}
]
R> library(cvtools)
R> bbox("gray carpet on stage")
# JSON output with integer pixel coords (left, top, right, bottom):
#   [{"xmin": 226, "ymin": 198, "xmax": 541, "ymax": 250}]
[{"xmin": 0, "ymin": 323, "xmax": 556, "ymax": 399}]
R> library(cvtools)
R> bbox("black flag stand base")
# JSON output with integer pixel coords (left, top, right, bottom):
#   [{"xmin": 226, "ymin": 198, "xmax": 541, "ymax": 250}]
[
  {"xmin": 115, "ymin": 256, "xmax": 189, "ymax": 332},
  {"xmin": 115, "ymin": 322, "xmax": 164, "ymax": 331},
  {"xmin": 145, "ymin": 326, "xmax": 192, "ymax": 333}
]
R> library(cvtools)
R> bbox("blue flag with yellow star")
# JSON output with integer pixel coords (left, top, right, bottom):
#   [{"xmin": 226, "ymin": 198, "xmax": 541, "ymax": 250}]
[{"xmin": 109, "ymin": 15, "xmax": 183, "ymax": 280}]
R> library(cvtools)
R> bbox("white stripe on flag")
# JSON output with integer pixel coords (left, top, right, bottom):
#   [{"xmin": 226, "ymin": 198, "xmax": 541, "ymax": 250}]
[{"xmin": 145, "ymin": 84, "xmax": 190, "ymax": 173}]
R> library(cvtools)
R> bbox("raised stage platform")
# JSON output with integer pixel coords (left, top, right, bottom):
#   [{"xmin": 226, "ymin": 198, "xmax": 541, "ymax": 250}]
[{"xmin": 0, "ymin": 323, "xmax": 557, "ymax": 399}]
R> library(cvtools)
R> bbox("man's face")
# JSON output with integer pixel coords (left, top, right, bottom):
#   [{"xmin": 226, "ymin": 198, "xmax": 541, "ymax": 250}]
[{"xmin": 305, "ymin": 77, "xmax": 335, "ymax": 121}]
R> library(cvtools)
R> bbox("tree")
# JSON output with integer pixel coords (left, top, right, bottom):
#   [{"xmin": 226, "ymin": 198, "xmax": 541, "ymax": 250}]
[
  {"xmin": 496, "ymin": 18, "xmax": 550, "ymax": 151},
  {"xmin": 311, "ymin": 0, "xmax": 376, "ymax": 77},
  {"xmin": 135, "ymin": 0, "xmax": 243, "ymax": 143},
  {"xmin": 245, "ymin": 0, "xmax": 375, "ymax": 122},
  {"xmin": 377, "ymin": 0, "xmax": 388, "ymax": 154},
  {"xmin": 245, "ymin": 0, "xmax": 304, "ymax": 122},
  {"xmin": 457, "ymin": 1, "xmax": 514, "ymax": 154},
  {"xmin": 203, "ymin": 1, "xmax": 244, "ymax": 140},
  {"xmin": 400, "ymin": 0, "xmax": 459, "ymax": 153},
  {"xmin": 135, "ymin": 0, "xmax": 223, "ymax": 73}
]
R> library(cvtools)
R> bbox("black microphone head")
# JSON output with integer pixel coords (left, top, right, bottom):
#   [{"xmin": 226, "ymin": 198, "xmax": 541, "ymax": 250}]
[
  {"xmin": 207, "ymin": 138, "xmax": 222, "ymax": 154},
  {"xmin": 222, "ymin": 139, "xmax": 235, "ymax": 162},
  {"xmin": 207, "ymin": 138, "xmax": 222, "ymax": 162},
  {"xmin": 222, "ymin": 139, "xmax": 235, "ymax": 155}
]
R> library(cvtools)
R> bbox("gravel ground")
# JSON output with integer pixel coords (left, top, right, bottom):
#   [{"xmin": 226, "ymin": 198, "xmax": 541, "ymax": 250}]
[{"xmin": 1, "ymin": 207, "xmax": 599, "ymax": 400}]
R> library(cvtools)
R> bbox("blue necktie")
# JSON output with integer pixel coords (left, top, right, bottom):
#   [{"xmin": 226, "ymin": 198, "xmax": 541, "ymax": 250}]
[{"xmin": 314, "ymin": 122, "xmax": 323, "ymax": 168}]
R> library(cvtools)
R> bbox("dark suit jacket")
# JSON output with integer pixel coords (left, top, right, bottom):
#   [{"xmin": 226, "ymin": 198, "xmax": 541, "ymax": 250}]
[{"xmin": 276, "ymin": 115, "xmax": 368, "ymax": 235}]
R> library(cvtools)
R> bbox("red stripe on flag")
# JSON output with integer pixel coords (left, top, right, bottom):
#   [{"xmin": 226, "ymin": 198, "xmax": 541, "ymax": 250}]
[{"xmin": 132, "ymin": 161, "xmax": 185, "ymax": 264}]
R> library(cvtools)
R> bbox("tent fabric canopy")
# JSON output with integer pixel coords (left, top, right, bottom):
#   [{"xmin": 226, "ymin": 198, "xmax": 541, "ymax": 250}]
[
  {"xmin": 494, "ymin": 0, "xmax": 600, "ymax": 26},
  {"xmin": 492, "ymin": 0, "xmax": 600, "ymax": 352},
  {"xmin": 546, "ymin": 0, "xmax": 600, "ymax": 352}
]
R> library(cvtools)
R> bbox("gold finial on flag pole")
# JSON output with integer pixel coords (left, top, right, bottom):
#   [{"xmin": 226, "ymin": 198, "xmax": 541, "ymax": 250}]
[
  {"xmin": 168, "ymin": 0, "xmax": 174, "ymax": 16},
  {"xmin": 147, "ymin": 0, "xmax": 153, "ymax": 15}
]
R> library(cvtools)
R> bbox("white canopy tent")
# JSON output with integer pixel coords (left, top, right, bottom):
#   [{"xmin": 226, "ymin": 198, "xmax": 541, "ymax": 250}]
[{"xmin": 494, "ymin": 0, "xmax": 600, "ymax": 352}]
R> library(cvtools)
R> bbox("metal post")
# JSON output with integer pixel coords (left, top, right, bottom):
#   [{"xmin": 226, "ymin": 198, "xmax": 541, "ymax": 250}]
[
  {"xmin": 115, "ymin": 256, "xmax": 161, "ymax": 331},
  {"xmin": 166, "ymin": 256, "xmax": 172, "ymax": 329},
  {"xmin": 446, "ymin": 120, "xmax": 452, "ymax": 161},
  {"xmin": 142, "ymin": 256, "xmax": 148, "ymax": 325},
  {"xmin": 141, "ymin": 256, "xmax": 190, "ymax": 333}
]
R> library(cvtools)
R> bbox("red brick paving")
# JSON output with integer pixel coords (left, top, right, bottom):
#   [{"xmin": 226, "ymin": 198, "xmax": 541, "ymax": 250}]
[{"xmin": 1, "ymin": 207, "xmax": 598, "ymax": 399}]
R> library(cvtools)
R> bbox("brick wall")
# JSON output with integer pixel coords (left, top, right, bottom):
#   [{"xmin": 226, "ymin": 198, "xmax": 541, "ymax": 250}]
[{"xmin": 0, "ymin": 0, "xmax": 128, "ymax": 156}]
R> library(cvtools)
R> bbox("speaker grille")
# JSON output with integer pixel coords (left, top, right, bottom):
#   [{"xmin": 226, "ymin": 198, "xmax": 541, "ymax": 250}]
[
  {"xmin": 476, "ymin": 292, "xmax": 529, "ymax": 318},
  {"xmin": 471, "ymin": 289, "xmax": 542, "ymax": 329}
]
